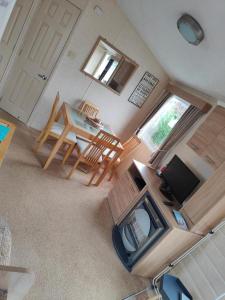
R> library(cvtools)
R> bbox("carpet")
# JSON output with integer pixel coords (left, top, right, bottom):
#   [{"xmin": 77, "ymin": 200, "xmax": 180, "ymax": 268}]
[{"xmin": 0, "ymin": 110, "xmax": 148, "ymax": 300}]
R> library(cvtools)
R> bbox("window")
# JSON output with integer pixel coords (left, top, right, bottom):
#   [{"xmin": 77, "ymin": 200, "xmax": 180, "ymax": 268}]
[{"xmin": 138, "ymin": 95, "xmax": 190, "ymax": 151}]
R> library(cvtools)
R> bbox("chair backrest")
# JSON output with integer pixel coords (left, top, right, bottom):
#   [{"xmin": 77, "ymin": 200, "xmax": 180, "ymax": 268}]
[
  {"xmin": 44, "ymin": 92, "xmax": 60, "ymax": 130},
  {"xmin": 120, "ymin": 135, "xmax": 141, "ymax": 161},
  {"xmin": 80, "ymin": 100, "xmax": 99, "ymax": 118},
  {"xmin": 82, "ymin": 130, "xmax": 120, "ymax": 168}
]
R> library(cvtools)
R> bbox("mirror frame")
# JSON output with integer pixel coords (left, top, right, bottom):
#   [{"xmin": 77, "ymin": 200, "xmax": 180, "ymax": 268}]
[{"xmin": 81, "ymin": 36, "xmax": 139, "ymax": 95}]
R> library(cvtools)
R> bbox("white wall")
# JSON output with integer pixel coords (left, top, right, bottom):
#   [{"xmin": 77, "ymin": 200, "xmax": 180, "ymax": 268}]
[{"xmin": 28, "ymin": 0, "xmax": 168, "ymax": 140}]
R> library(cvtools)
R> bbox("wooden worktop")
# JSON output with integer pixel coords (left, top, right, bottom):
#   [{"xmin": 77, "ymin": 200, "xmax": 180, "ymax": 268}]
[{"xmin": 0, "ymin": 119, "xmax": 16, "ymax": 167}]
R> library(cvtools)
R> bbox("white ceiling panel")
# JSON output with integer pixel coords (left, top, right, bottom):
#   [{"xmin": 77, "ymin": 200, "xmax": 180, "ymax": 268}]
[{"xmin": 117, "ymin": 0, "xmax": 225, "ymax": 100}]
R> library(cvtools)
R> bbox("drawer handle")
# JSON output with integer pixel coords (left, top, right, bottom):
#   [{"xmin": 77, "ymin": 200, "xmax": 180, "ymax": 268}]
[
  {"xmin": 190, "ymin": 142, "xmax": 199, "ymax": 150},
  {"xmin": 205, "ymin": 155, "xmax": 215, "ymax": 165}
]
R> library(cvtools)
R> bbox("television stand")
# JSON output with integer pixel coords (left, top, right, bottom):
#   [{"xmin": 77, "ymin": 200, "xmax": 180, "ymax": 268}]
[{"xmin": 163, "ymin": 201, "xmax": 174, "ymax": 207}]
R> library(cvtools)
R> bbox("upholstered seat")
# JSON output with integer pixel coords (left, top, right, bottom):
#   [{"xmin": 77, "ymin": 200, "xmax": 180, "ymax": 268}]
[
  {"xmin": 51, "ymin": 122, "xmax": 77, "ymax": 143},
  {"xmin": 76, "ymin": 139, "xmax": 89, "ymax": 152}
]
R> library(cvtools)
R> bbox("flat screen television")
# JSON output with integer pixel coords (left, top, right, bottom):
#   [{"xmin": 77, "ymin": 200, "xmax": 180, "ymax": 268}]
[{"xmin": 161, "ymin": 155, "xmax": 200, "ymax": 205}]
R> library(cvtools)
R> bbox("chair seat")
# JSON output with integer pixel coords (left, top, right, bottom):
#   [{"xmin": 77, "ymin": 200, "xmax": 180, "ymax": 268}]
[
  {"xmin": 50, "ymin": 122, "xmax": 77, "ymax": 143},
  {"xmin": 77, "ymin": 139, "xmax": 89, "ymax": 152},
  {"xmin": 104, "ymin": 155, "xmax": 121, "ymax": 165}
]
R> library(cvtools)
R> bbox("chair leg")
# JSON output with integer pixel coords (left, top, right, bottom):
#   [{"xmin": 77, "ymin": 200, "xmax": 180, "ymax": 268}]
[
  {"xmin": 108, "ymin": 166, "xmax": 116, "ymax": 181},
  {"xmin": 43, "ymin": 126, "xmax": 70, "ymax": 170},
  {"xmin": 33, "ymin": 132, "xmax": 49, "ymax": 153},
  {"xmin": 66, "ymin": 157, "xmax": 81, "ymax": 179},
  {"xmin": 87, "ymin": 164, "xmax": 101, "ymax": 186},
  {"xmin": 62, "ymin": 144, "xmax": 75, "ymax": 165},
  {"xmin": 36, "ymin": 129, "xmax": 45, "ymax": 143},
  {"xmin": 94, "ymin": 163, "xmax": 111, "ymax": 186}
]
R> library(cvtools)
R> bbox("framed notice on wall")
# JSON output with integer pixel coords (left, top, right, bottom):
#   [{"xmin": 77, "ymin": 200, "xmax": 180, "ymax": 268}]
[{"xmin": 128, "ymin": 72, "xmax": 159, "ymax": 108}]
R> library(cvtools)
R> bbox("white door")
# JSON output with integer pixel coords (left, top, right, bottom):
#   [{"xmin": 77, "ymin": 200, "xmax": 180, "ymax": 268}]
[
  {"xmin": 0, "ymin": 0, "xmax": 33, "ymax": 82},
  {"xmin": 0, "ymin": 0, "xmax": 80, "ymax": 123}
]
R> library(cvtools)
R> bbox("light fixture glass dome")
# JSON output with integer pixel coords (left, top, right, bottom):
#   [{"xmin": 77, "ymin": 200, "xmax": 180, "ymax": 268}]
[{"xmin": 177, "ymin": 14, "xmax": 204, "ymax": 45}]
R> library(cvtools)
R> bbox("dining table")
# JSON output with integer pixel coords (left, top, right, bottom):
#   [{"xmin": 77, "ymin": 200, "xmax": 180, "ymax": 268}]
[{"xmin": 43, "ymin": 102, "xmax": 123, "ymax": 184}]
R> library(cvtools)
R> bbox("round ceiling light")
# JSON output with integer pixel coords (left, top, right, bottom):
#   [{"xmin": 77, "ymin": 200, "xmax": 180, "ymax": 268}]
[{"xmin": 177, "ymin": 14, "xmax": 204, "ymax": 45}]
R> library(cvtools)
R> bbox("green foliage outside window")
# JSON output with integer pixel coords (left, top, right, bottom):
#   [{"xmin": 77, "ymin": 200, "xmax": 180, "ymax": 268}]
[{"xmin": 151, "ymin": 111, "xmax": 178, "ymax": 146}]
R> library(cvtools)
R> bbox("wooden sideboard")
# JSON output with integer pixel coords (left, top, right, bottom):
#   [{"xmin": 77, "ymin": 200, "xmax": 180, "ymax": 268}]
[
  {"xmin": 187, "ymin": 105, "xmax": 225, "ymax": 168},
  {"xmin": 107, "ymin": 160, "xmax": 202, "ymax": 278}
]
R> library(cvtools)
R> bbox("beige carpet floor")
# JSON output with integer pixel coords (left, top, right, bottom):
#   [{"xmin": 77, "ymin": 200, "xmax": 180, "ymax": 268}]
[{"xmin": 0, "ymin": 110, "xmax": 148, "ymax": 300}]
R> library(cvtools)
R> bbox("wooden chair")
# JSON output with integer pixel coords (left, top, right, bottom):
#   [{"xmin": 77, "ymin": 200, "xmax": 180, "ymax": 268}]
[
  {"xmin": 66, "ymin": 130, "xmax": 120, "ymax": 186},
  {"xmin": 79, "ymin": 100, "xmax": 99, "ymax": 118},
  {"xmin": 108, "ymin": 135, "xmax": 141, "ymax": 181},
  {"xmin": 34, "ymin": 92, "xmax": 77, "ymax": 154}
]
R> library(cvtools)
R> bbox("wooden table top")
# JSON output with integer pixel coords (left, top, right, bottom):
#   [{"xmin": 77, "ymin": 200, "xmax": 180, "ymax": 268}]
[
  {"xmin": 64, "ymin": 103, "xmax": 123, "ymax": 151},
  {"xmin": 66, "ymin": 104, "xmax": 112, "ymax": 138},
  {"xmin": 0, "ymin": 119, "xmax": 16, "ymax": 167}
]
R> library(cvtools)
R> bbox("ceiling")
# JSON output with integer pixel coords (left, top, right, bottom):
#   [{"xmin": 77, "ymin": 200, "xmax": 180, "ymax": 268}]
[{"xmin": 117, "ymin": 0, "xmax": 225, "ymax": 101}]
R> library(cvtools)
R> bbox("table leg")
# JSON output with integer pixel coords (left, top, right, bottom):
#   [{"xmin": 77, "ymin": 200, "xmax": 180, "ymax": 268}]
[
  {"xmin": 62, "ymin": 144, "xmax": 75, "ymax": 165},
  {"xmin": 43, "ymin": 125, "xmax": 70, "ymax": 170}
]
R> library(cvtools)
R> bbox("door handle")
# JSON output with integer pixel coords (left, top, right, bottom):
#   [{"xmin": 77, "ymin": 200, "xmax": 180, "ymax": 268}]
[{"xmin": 38, "ymin": 74, "xmax": 47, "ymax": 80}]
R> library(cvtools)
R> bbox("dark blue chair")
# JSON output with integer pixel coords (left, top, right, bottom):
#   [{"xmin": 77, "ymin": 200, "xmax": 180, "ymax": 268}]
[{"xmin": 160, "ymin": 274, "xmax": 192, "ymax": 300}]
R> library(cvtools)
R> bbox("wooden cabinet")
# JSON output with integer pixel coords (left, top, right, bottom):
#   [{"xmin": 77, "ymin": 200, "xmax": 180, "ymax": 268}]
[
  {"xmin": 108, "ymin": 171, "xmax": 139, "ymax": 224},
  {"xmin": 187, "ymin": 106, "xmax": 225, "ymax": 168},
  {"xmin": 108, "ymin": 159, "xmax": 225, "ymax": 277},
  {"xmin": 107, "ymin": 161, "xmax": 202, "ymax": 278}
]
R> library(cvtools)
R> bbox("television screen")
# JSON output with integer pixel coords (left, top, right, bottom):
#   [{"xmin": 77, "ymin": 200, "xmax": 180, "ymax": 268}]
[{"xmin": 162, "ymin": 155, "xmax": 200, "ymax": 204}]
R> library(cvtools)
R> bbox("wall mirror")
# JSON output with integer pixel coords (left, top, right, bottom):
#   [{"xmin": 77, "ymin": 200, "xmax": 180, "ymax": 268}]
[{"xmin": 81, "ymin": 37, "xmax": 138, "ymax": 94}]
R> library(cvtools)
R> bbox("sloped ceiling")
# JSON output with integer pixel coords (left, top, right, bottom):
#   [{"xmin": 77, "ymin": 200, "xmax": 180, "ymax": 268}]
[{"xmin": 117, "ymin": 0, "xmax": 225, "ymax": 101}]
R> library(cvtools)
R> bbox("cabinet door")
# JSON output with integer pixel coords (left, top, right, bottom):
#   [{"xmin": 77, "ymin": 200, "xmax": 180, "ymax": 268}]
[
  {"xmin": 107, "ymin": 172, "xmax": 139, "ymax": 224},
  {"xmin": 202, "ymin": 130, "xmax": 225, "ymax": 168},
  {"xmin": 187, "ymin": 106, "xmax": 225, "ymax": 167},
  {"xmin": 187, "ymin": 123, "xmax": 212, "ymax": 155}
]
